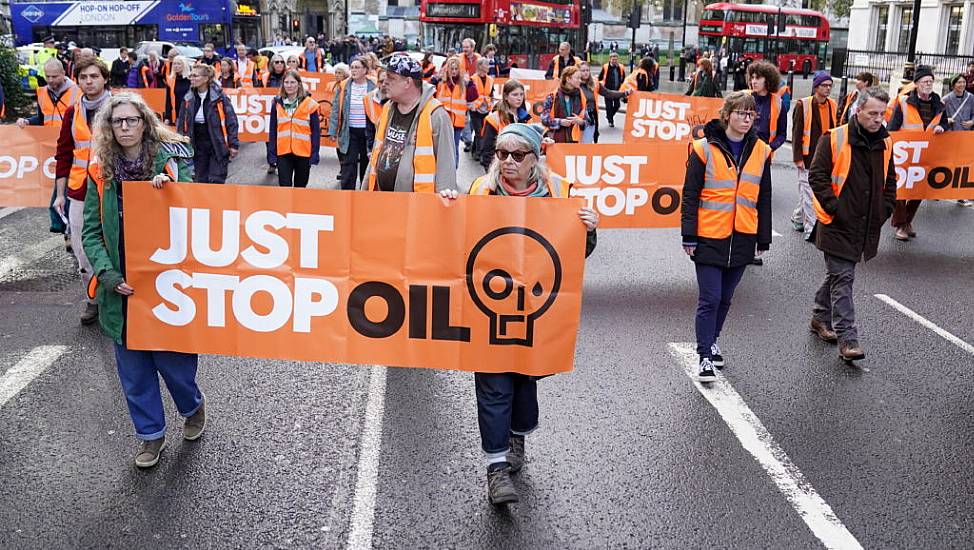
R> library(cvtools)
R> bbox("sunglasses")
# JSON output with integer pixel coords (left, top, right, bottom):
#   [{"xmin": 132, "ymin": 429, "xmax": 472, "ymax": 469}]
[
  {"xmin": 273, "ymin": 60, "xmax": 284, "ymax": 64},
  {"xmin": 495, "ymin": 150, "xmax": 533, "ymax": 162}
]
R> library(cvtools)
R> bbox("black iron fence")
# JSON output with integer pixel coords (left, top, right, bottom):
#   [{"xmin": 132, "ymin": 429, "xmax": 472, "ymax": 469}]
[{"xmin": 840, "ymin": 49, "xmax": 974, "ymax": 93}]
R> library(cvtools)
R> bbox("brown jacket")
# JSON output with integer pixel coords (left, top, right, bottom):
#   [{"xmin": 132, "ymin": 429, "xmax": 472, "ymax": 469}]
[
  {"xmin": 808, "ymin": 117, "xmax": 896, "ymax": 263},
  {"xmin": 792, "ymin": 97, "xmax": 836, "ymax": 169}
]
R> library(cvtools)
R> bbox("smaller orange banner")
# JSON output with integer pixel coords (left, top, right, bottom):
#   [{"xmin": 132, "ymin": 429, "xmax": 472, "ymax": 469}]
[
  {"xmin": 891, "ymin": 130, "xmax": 974, "ymax": 200},
  {"xmin": 298, "ymin": 71, "xmax": 337, "ymax": 103},
  {"xmin": 492, "ymin": 78, "xmax": 559, "ymax": 123},
  {"xmin": 115, "ymin": 88, "xmax": 167, "ymax": 118},
  {"xmin": 623, "ymin": 92, "xmax": 723, "ymax": 143},
  {"xmin": 223, "ymin": 87, "xmax": 279, "ymax": 142},
  {"xmin": 0, "ymin": 126, "xmax": 59, "ymax": 207}
]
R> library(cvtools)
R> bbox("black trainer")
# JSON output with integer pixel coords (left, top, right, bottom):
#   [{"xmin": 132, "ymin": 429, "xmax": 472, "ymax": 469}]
[
  {"xmin": 487, "ymin": 463, "xmax": 519, "ymax": 505},
  {"xmin": 696, "ymin": 358, "xmax": 717, "ymax": 383},
  {"xmin": 508, "ymin": 435, "xmax": 525, "ymax": 473},
  {"xmin": 710, "ymin": 344, "xmax": 725, "ymax": 369}
]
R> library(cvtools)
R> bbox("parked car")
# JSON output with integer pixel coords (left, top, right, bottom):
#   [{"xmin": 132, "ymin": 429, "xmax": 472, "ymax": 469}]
[{"xmin": 134, "ymin": 41, "xmax": 203, "ymax": 61}]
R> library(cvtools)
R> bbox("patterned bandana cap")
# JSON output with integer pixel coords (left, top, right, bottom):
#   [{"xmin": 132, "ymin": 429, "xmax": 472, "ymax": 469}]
[{"xmin": 383, "ymin": 54, "xmax": 423, "ymax": 80}]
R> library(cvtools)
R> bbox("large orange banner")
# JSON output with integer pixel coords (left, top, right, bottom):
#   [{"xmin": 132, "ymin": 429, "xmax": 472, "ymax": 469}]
[
  {"xmin": 492, "ymin": 78, "xmax": 558, "ymax": 122},
  {"xmin": 122, "ymin": 183, "xmax": 586, "ymax": 375},
  {"xmin": 546, "ymin": 143, "xmax": 686, "ymax": 228},
  {"xmin": 623, "ymin": 92, "xmax": 723, "ymax": 143},
  {"xmin": 0, "ymin": 126, "xmax": 59, "ymax": 207},
  {"xmin": 890, "ymin": 131, "xmax": 974, "ymax": 200}
]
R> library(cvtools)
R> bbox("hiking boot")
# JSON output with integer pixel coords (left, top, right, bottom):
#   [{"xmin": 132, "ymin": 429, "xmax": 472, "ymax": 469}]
[
  {"xmin": 486, "ymin": 464, "xmax": 519, "ymax": 505},
  {"xmin": 696, "ymin": 358, "xmax": 717, "ymax": 383},
  {"xmin": 183, "ymin": 394, "xmax": 206, "ymax": 441},
  {"xmin": 134, "ymin": 437, "xmax": 166, "ymax": 468},
  {"xmin": 839, "ymin": 341, "xmax": 865, "ymax": 362},
  {"xmin": 894, "ymin": 227, "xmax": 909, "ymax": 241},
  {"xmin": 508, "ymin": 435, "xmax": 525, "ymax": 473},
  {"xmin": 810, "ymin": 319, "xmax": 838, "ymax": 344},
  {"xmin": 710, "ymin": 343, "xmax": 725, "ymax": 369},
  {"xmin": 80, "ymin": 302, "xmax": 98, "ymax": 325}
]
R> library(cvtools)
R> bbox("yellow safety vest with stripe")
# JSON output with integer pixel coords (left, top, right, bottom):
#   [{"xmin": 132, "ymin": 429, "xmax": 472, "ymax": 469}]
[
  {"xmin": 437, "ymin": 80, "xmax": 467, "ymax": 129},
  {"xmin": 799, "ymin": 96, "xmax": 837, "ymax": 156},
  {"xmin": 896, "ymin": 95, "xmax": 943, "ymax": 131},
  {"xmin": 468, "ymin": 173, "xmax": 570, "ymax": 197},
  {"xmin": 811, "ymin": 124, "xmax": 893, "ymax": 225},
  {"xmin": 690, "ymin": 137, "xmax": 770, "ymax": 239},
  {"xmin": 37, "ymin": 85, "xmax": 80, "ymax": 127},
  {"xmin": 367, "ymin": 97, "xmax": 443, "ymax": 193},
  {"xmin": 276, "ymin": 96, "xmax": 318, "ymax": 158}
]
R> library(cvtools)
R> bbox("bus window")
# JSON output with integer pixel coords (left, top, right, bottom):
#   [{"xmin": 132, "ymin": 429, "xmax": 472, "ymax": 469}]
[
  {"xmin": 200, "ymin": 24, "xmax": 228, "ymax": 50},
  {"xmin": 702, "ymin": 9, "xmax": 725, "ymax": 21}
]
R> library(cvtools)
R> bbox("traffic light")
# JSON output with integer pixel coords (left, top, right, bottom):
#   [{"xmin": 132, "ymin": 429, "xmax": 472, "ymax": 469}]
[
  {"xmin": 628, "ymin": 3, "xmax": 642, "ymax": 30},
  {"xmin": 581, "ymin": 0, "xmax": 593, "ymax": 25},
  {"xmin": 292, "ymin": 19, "xmax": 300, "ymax": 31}
]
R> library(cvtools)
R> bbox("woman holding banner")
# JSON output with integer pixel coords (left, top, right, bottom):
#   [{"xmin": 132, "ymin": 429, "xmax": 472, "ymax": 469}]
[
  {"xmin": 681, "ymin": 91, "xmax": 772, "ymax": 383},
  {"xmin": 219, "ymin": 59, "xmax": 237, "ymax": 89},
  {"xmin": 262, "ymin": 54, "xmax": 289, "ymax": 88},
  {"xmin": 163, "ymin": 56, "xmax": 192, "ymax": 126},
  {"xmin": 440, "ymin": 123, "xmax": 598, "ymax": 506},
  {"xmin": 479, "ymin": 79, "xmax": 532, "ymax": 171},
  {"xmin": 578, "ymin": 61, "xmax": 628, "ymax": 144},
  {"xmin": 268, "ymin": 70, "xmax": 320, "ymax": 188},
  {"xmin": 81, "ymin": 92, "xmax": 205, "ymax": 469},
  {"xmin": 177, "ymin": 63, "xmax": 239, "ymax": 184},
  {"xmin": 541, "ymin": 66, "xmax": 590, "ymax": 144}
]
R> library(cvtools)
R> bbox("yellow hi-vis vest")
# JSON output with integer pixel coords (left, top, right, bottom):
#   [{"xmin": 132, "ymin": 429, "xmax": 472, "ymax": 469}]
[
  {"xmin": 367, "ymin": 97, "xmax": 443, "ymax": 192},
  {"xmin": 811, "ymin": 124, "xmax": 893, "ymax": 225},
  {"xmin": 690, "ymin": 137, "xmax": 770, "ymax": 239},
  {"xmin": 799, "ymin": 96, "xmax": 837, "ymax": 156}
]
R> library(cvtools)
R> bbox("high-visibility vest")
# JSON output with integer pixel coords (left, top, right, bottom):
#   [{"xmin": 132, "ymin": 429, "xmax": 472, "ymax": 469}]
[
  {"xmin": 799, "ymin": 96, "xmax": 837, "ymax": 156},
  {"xmin": 812, "ymin": 124, "xmax": 893, "ymax": 225},
  {"xmin": 276, "ymin": 96, "xmax": 318, "ymax": 158},
  {"xmin": 550, "ymin": 55, "xmax": 582, "ymax": 79},
  {"xmin": 166, "ymin": 73, "xmax": 179, "ymax": 120},
  {"xmin": 68, "ymin": 104, "xmax": 98, "ymax": 193},
  {"xmin": 437, "ymin": 80, "xmax": 467, "ymax": 128},
  {"xmin": 601, "ymin": 63, "xmax": 625, "ymax": 85},
  {"xmin": 468, "ymin": 172, "xmax": 570, "ymax": 197},
  {"xmin": 896, "ymin": 95, "xmax": 943, "ymax": 131},
  {"xmin": 482, "ymin": 101, "xmax": 532, "ymax": 134},
  {"xmin": 364, "ymin": 89, "xmax": 383, "ymax": 125},
  {"xmin": 689, "ymin": 137, "xmax": 770, "ymax": 239},
  {"xmin": 839, "ymin": 89, "xmax": 858, "ymax": 122},
  {"xmin": 621, "ymin": 68, "xmax": 648, "ymax": 93},
  {"xmin": 298, "ymin": 49, "xmax": 324, "ymax": 72},
  {"xmin": 237, "ymin": 60, "xmax": 257, "ymax": 87},
  {"xmin": 458, "ymin": 53, "xmax": 481, "ymax": 77},
  {"xmin": 549, "ymin": 89, "xmax": 587, "ymax": 142},
  {"xmin": 333, "ymin": 78, "xmax": 375, "ymax": 132},
  {"xmin": 470, "ymin": 74, "xmax": 494, "ymax": 113},
  {"xmin": 180, "ymin": 92, "xmax": 230, "ymax": 149},
  {"xmin": 37, "ymin": 85, "xmax": 80, "ymax": 127},
  {"xmin": 367, "ymin": 97, "xmax": 443, "ymax": 193}
]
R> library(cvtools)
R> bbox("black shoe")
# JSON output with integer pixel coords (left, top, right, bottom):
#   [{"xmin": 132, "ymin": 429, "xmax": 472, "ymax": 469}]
[
  {"xmin": 696, "ymin": 358, "xmax": 717, "ymax": 383},
  {"xmin": 64, "ymin": 234, "xmax": 72, "ymax": 253},
  {"xmin": 751, "ymin": 257, "xmax": 763, "ymax": 266},
  {"xmin": 608, "ymin": 121, "xmax": 615, "ymax": 127},
  {"xmin": 80, "ymin": 302, "xmax": 98, "ymax": 325},
  {"xmin": 710, "ymin": 344, "xmax": 724, "ymax": 369},
  {"xmin": 487, "ymin": 464, "xmax": 519, "ymax": 505},
  {"xmin": 508, "ymin": 436, "xmax": 525, "ymax": 473},
  {"xmin": 463, "ymin": 143, "xmax": 472, "ymax": 153}
]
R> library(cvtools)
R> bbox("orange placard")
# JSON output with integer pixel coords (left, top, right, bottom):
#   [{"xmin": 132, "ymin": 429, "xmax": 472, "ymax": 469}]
[
  {"xmin": 0, "ymin": 126, "xmax": 59, "ymax": 207},
  {"xmin": 623, "ymin": 91, "xmax": 723, "ymax": 143},
  {"xmin": 492, "ymin": 78, "xmax": 559, "ymax": 122},
  {"xmin": 223, "ymin": 87, "xmax": 279, "ymax": 142},
  {"xmin": 546, "ymin": 143, "xmax": 686, "ymax": 228},
  {"xmin": 891, "ymin": 131, "xmax": 974, "ymax": 200},
  {"xmin": 122, "ymin": 183, "xmax": 586, "ymax": 375},
  {"xmin": 115, "ymin": 88, "xmax": 167, "ymax": 118},
  {"xmin": 298, "ymin": 71, "xmax": 336, "ymax": 102}
]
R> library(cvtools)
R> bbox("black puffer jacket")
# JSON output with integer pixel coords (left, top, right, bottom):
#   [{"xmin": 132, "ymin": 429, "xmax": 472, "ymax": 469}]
[{"xmin": 681, "ymin": 120, "xmax": 773, "ymax": 268}]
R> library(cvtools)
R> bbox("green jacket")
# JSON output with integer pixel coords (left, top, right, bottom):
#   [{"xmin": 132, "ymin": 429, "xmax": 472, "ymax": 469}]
[{"xmin": 82, "ymin": 142, "xmax": 194, "ymax": 344}]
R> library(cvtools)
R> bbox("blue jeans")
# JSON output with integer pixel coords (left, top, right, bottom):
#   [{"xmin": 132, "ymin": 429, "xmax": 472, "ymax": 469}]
[
  {"xmin": 452, "ymin": 127, "xmax": 463, "ymax": 167},
  {"xmin": 475, "ymin": 372, "xmax": 539, "ymax": 460},
  {"xmin": 694, "ymin": 263, "xmax": 747, "ymax": 360},
  {"xmin": 113, "ymin": 344, "xmax": 203, "ymax": 441},
  {"xmin": 461, "ymin": 112, "xmax": 473, "ymax": 145}
]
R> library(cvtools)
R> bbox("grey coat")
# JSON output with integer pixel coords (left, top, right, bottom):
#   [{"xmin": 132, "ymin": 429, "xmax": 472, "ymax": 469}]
[
  {"xmin": 360, "ymin": 82, "xmax": 458, "ymax": 192},
  {"xmin": 943, "ymin": 91, "xmax": 974, "ymax": 131},
  {"xmin": 328, "ymin": 77, "xmax": 377, "ymax": 154}
]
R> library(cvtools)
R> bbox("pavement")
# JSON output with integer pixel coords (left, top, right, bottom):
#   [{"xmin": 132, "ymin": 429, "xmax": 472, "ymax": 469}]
[{"xmin": 1, "ymin": 120, "xmax": 973, "ymax": 550}]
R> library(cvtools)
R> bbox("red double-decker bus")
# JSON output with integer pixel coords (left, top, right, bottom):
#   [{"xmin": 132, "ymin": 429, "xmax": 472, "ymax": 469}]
[
  {"xmin": 419, "ymin": 0, "xmax": 581, "ymax": 70},
  {"xmin": 698, "ymin": 3, "xmax": 830, "ymax": 75}
]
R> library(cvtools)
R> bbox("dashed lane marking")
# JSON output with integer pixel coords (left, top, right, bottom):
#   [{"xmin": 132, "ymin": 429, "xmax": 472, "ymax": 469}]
[
  {"xmin": 874, "ymin": 294, "xmax": 974, "ymax": 356},
  {"xmin": 668, "ymin": 343, "xmax": 864, "ymax": 550},
  {"xmin": 347, "ymin": 366, "xmax": 387, "ymax": 550},
  {"xmin": 0, "ymin": 345, "xmax": 68, "ymax": 408},
  {"xmin": 0, "ymin": 235, "xmax": 63, "ymax": 280}
]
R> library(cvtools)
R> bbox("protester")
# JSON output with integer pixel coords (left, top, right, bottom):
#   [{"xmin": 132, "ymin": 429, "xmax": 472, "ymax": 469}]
[
  {"xmin": 621, "ymin": 56, "xmax": 658, "ymax": 93},
  {"xmin": 432, "ymin": 56, "xmax": 472, "ymax": 166},
  {"xmin": 139, "ymin": 51, "xmax": 164, "ymax": 89},
  {"xmin": 110, "ymin": 47, "xmax": 130, "ymax": 88},
  {"xmin": 81, "ymin": 92, "xmax": 204, "ymax": 469},
  {"xmin": 808, "ymin": 87, "xmax": 896, "ymax": 362},
  {"xmin": 219, "ymin": 58, "xmax": 237, "ymax": 89},
  {"xmin": 686, "ymin": 58, "xmax": 722, "ymax": 97},
  {"xmin": 468, "ymin": 58, "xmax": 496, "ymax": 157},
  {"xmin": 944, "ymin": 74, "xmax": 974, "ymax": 206},
  {"xmin": 161, "ymin": 49, "xmax": 179, "ymax": 81},
  {"xmin": 53, "ymin": 57, "xmax": 112, "ymax": 325},
  {"xmin": 125, "ymin": 52, "xmax": 140, "ymax": 88},
  {"xmin": 790, "ymin": 71, "xmax": 836, "ymax": 241},
  {"xmin": 364, "ymin": 52, "xmax": 381, "ymax": 77},
  {"xmin": 330, "ymin": 58, "xmax": 377, "ymax": 190},
  {"xmin": 362, "ymin": 54, "xmax": 457, "ymax": 192},
  {"xmin": 268, "ymin": 70, "xmax": 320, "ymax": 188},
  {"xmin": 163, "ymin": 56, "xmax": 192, "ymax": 125},
  {"xmin": 479, "ymin": 79, "xmax": 532, "ymax": 171},
  {"xmin": 456, "ymin": 39, "xmax": 482, "ymax": 152},
  {"xmin": 680, "ymin": 91, "xmax": 772, "ymax": 382},
  {"xmin": 745, "ymin": 60, "xmax": 787, "ymax": 266},
  {"xmin": 176, "ymin": 63, "xmax": 239, "ymax": 184},
  {"xmin": 541, "ymin": 66, "xmax": 589, "ymax": 144},
  {"xmin": 578, "ymin": 61, "xmax": 627, "ymax": 144},
  {"xmin": 200, "ymin": 43, "xmax": 221, "ymax": 67},
  {"xmin": 545, "ymin": 42, "xmax": 582, "ymax": 79},
  {"xmin": 887, "ymin": 66, "xmax": 947, "ymax": 241},
  {"xmin": 421, "ymin": 52, "xmax": 437, "ymax": 81},
  {"xmin": 286, "ymin": 55, "xmax": 301, "ymax": 72},
  {"xmin": 234, "ymin": 44, "xmax": 258, "ymax": 87},
  {"xmin": 839, "ymin": 72, "xmax": 875, "ymax": 125},
  {"xmin": 299, "ymin": 36, "xmax": 325, "ymax": 72},
  {"xmin": 438, "ymin": 122, "xmax": 597, "ymax": 505},
  {"xmin": 17, "ymin": 59, "xmax": 79, "ymax": 128},
  {"xmin": 483, "ymin": 44, "xmax": 504, "ymax": 77},
  {"xmin": 598, "ymin": 52, "xmax": 626, "ymax": 127},
  {"xmin": 262, "ymin": 54, "xmax": 288, "ymax": 88}
]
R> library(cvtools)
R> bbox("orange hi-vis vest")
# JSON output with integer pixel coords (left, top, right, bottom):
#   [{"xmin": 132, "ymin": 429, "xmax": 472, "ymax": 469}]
[
  {"xmin": 482, "ymin": 101, "xmax": 532, "ymax": 134},
  {"xmin": 363, "ymin": 89, "xmax": 383, "ymax": 125},
  {"xmin": 334, "ymin": 78, "xmax": 376, "ymax": 132},
  {"xmin": 621, "ymin": 68, "xmax": 648, "ymax": 93},
  {"xmin": 812, "ymin": 124, "xmax": 892, "ymax": 225},
  {"xmin": 799, "ymin": 96, "xmax": 837, "ymax": 156},
  {"xmin": 68, "ymin": 104, "xmax": 95, "ymax": 193},
  {"xmin": 165, "ymin": 73, "xmax": 179, "ymax": 121},
  {"xmin": 180, "ymin": 93, "xmax": 230, "ymax": 149},
  {"xmin": 276, "ymin": 96, "xmax": 319, "ymax": 158},
  {"xmin": 237, "ymin": 60, "xmax": 257, "ymax": 87},
  {"xmin": 896, "ymin": 95, "xmax": 943, "ymax": 131},
  {"xmin": 551, "ymin": 55, "xmax": 582, "ymax": 79},
  {"xmin": 763, "ymin": 91, "xmax": 784, "ymax": 143},
  {"xmin": 437, "ymin": 79, "xmax": 467, "ymax": 128},
  {"xmin": 367, "ymin": 97, "xmax": 443, "ymax": 192},
  {"xmin": 550, "ymin": 90, "xmax": 587, "ymax": 142},
  {"xmin": 601, "ymin": 63, "xmax": 625, "ymax": 85},
  {"xmin": 468, "ymin": 172, "xmax": 570, "ymax": 197},
  {"xmin": 37, "ymin": 85, "xmax": 80, "ymax": 126},
  {"xmin": 839, "ymin": 89, "xmax": 858, "ymax": 122},
  {"xmin": 470, "ymin": 74, "xmax": 495, "ymax": 113},
  {"xmin": 690, "ymin": 137, "xmax": 771, "ymax": 239},
  {"xmin": 298, "ymin": 49, "xmax": 324, "ymax": 71},
  {"xmin": 458, "ymin": 53, "xmax": 482, "ymax": 77}
]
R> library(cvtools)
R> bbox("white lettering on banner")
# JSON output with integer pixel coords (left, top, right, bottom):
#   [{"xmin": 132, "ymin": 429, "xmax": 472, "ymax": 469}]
[
  {"xmin": 564, "ymin": 155, "xmax": 652, "ymax": 216},
  {"xmin": 893, "ymin": 140, "xmax": 930, "ymax": 189},
  {"xmin": 0, "ymin": 156, "xmax": 56, "ymax": 180},
  {"xmin": 301, "ymin": 74, "xmax": 323, "ymax": 92},
  {"xmin": 227, "ymin": 93, "xmax": 276, "ymax": 136},
  {"xmin": 629, "ymin": 98, "xmax": 693, "ymax": 140},
  {"xmin": 150, "ymin": 208, "xmax": 339, "ymax": 332}
]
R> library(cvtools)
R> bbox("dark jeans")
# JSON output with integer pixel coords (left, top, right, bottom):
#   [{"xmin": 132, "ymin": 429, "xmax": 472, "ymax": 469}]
[
  {"xmin": 475, "ymin": 372, "xmax": 539, "ymax": 459},
  {"xmin": 193, "ymin": 123, "xmax": 228, "ymax": 184},
  {"xmin": 605, "ymin": 96, "xmax": 621, "ymax": 125},
  {"xmin": 813, "ymin": 253, "xmax": 858, "ymax": 344},
  {"xmin": 114, "ymin": 343, "xmax": 202, "ymax": 441},
  {"xmin": 470, "ymin": 111, "xmax": 487, "ymax": 157},
  {"xmin": 891, "ymin": 199, "xmax": 922, "ymax": 228},
  {"xmin": 339, "ymin": 127, "xmax": 371, "ymax": 190},
  {"xmin": 694, "ymin": 263, "xmax": 747, "ymax": 360},
  {"xmin": 277, "ymin": 153, "xmax": 311, "ymax": 188}
]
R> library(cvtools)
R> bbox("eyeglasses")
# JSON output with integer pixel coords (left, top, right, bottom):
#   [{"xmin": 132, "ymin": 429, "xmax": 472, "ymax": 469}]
[
  {"xmin": 495, "ymin": 150, "xmax": 533, "ymax": 162},
  {"xmin": 732, "ymin": 110, "xmax": 758, "ymax": 120},
  {"xmin": 110, "ymin": 116, "xmax": 144, "ymax": 128},
  {"xmin": 273, "ymin": 60, "xmax": 284, "ymax": 64}
]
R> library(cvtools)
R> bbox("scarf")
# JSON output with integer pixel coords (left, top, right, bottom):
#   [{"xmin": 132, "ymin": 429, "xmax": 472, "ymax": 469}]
[
  {"xmin": 81, "ymin": 90, "xmax": 110, "ymax": 118},
  {"xmin": 283, "ymin": 96, "xmax": 301, "ymax": 115},
  {"xmin": 497, "ymin": 176, "xmax": 548, "ymax": 197},
  {"xmin": 113, "ymin": 145, "xmax": 149, "ymax": 185}
]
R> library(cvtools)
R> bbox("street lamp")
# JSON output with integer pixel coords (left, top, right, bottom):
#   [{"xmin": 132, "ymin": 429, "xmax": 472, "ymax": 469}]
[{"xmin": 901, "ymin": 0, "xmax": 921, "ymax": 82}]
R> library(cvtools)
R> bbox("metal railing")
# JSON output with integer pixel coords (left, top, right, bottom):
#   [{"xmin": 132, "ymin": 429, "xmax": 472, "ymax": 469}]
[{"xmin": 843, "ymin": 49, "xmax": 974, "ymax": 90}]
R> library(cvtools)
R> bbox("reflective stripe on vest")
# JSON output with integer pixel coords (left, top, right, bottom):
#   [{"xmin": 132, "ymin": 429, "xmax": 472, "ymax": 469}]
[
  {"xmin": 690, "ymin": 137, "xmax": 770, "ymax": 239},
  {"xmin": 800, "ymin": 96, "xmax": 837, "ymax": 156},
  {"xmin": 469, "ymin": 173, "xmax": 570, "ymax": 197},
  {"xmin": 812, "ymin": 124, "xmax": 893, "ymax": 225},
  {"xmin": 38, "ymin": 85, "xmax": 80, "ymax": 127},
  {"xmin": 238, "ymin": 60, "xmax": 257, "ymax": 87},
  {"xmin": 69, "ymin": 104, "xmax": 94, "ymax": 192},
  {"xmin": 276, "ymin": 96, "xmax": 318, "ymax": 157},
  {"xmin": 437, "ymin": 80, "xmax": 467, "ymax": 128},
  {"xmin": 897, "ymin": 95, "xmax": 943, "ymax": 131},
  {"xmin": 367, "ymin": 97, "xmax": 442, "ymax": 192}
]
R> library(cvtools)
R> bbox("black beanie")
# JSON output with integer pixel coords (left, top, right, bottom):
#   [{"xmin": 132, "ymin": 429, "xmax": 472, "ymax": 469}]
[{"xmin": 913, "ymin": 66, "xmax": 934, "ymax": 83}]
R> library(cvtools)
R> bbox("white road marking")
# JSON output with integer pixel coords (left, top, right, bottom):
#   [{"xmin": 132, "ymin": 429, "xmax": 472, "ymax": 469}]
[
  {"xmin": 0, "ymin": 345, "xmax": 67, "ymax": 407},
  {"xmin": 0, "ymin": 235, "xmax": 63, "ymax": 280},
  {"xmin": 772, "ymin": 229, "xmax": 784, "ymax": 237},
  {"xmin": 874, "ymin": 294, "xmax": 974, "ymax": 355},
  {"xmin": 0, "ymin": 207, "xmax": 24, "ymax": 221},
  {"xmin": 347, "ymin": 366, "xmax": 388, "ymax": 550},
  {"xmin": 668, "ymin": 343, "xmax": 864, "ymax": 550}
]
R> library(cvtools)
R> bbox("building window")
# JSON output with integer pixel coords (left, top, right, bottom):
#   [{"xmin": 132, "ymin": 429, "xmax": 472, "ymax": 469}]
[
  {"xmin": 897, "ymin": 5, "xmax": 914, "ymax": 52},
  {"xmin": 874, "ymin": 5, "xmax": 888, "ymax": 50},
  {"xmin": 945, "ymin": 5, "xmax": 964, "ymax": 54},
  {"xmin": 592, "ymin": 0, "xmax": 602, "ymax": 10}
]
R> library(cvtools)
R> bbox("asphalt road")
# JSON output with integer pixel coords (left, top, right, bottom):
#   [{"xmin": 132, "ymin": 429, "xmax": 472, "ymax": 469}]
[{"xmin": 1, "ymin": 121, "xmax": 973, "ymax": 550}]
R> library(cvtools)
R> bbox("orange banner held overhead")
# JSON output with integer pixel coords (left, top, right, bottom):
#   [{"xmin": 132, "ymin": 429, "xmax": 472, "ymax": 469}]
[
  {"xmin": 0, "ymin": 126, "xmax": 59, "ymax": 207},
  {"xmin": 491, "ymin": 78, "xmax": 559, "ymax": 122},
  {"xmin": 890, "ymin": 131, "xmax": 974, "ymax": 200},
  {"xmin": 122, "ymin": 183, "xmax": 586, "ymax": 376},
  {"xmin": 115, "ymin": 88, "xmax": 167, "ymax": 118},
  {"xmin": 546, "ymin": 143, "xmax": 687, "ymax": 228},
  {"xmin": 623, "ymin": 92, "xmax": 723, "ymax": 143}
]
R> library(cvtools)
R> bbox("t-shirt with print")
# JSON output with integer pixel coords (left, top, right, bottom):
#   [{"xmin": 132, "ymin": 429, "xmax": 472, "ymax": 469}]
[{"xmin": 375, "ymin": 103, "xmax": 419, "ymax": 192}]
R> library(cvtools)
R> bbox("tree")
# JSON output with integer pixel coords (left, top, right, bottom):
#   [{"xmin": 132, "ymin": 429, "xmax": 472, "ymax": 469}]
[
  {"xmin": 829, "ymin": 0, "xmax": 852, "ymax": 19},
  {"xmin": 0, "ymin": 47, "xmax": 30, "ymax": 121}
]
